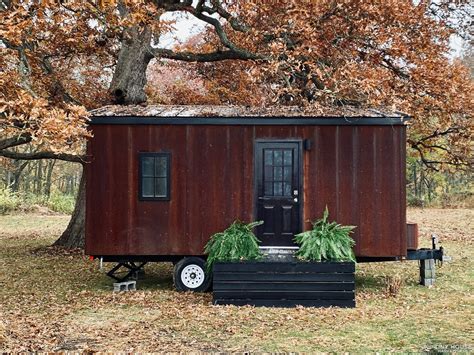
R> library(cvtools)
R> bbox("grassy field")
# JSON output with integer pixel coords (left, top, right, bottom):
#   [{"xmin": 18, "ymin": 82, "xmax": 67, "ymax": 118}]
[{"xmin": 0, "ymin": 209, "xmax": 472, "ymax": 352}]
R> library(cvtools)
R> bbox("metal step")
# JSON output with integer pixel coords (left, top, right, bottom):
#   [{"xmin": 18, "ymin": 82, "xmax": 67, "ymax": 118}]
[{"xmin": 260, "ymin": 247, "xmax": 298, "ymax": 262}]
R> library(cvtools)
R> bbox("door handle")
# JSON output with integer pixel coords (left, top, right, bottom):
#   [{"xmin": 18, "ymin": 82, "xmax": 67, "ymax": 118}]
[{"xmin": 293, "ymin": 197, "xmax": 298, "ymax": 203}]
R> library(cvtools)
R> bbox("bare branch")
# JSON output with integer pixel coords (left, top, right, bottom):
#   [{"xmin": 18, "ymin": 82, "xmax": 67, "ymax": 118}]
[
  {"xmin": 209, "ymin": 0, "xmax": 250, "ymax": 32},
  {"xmin": 159, "ymin": 0, "xmax": 256, "ymax": 59},
  {"xmin": 0, "ymin": 134, "xmax": 32, "ymax": 150},
  {"xmin": 417, "ymin": 127, "xmax": 460, "ymax": 142},
  {"xmin": 408, "ymin": 126, "xmax": 472, "ymax": 171},
  {"xmin": 0, "ymin": 149, "xmax": 86, "ymax": 165},
  {"xmin": 0, "ymin": 0, "xmax": 11, "ymax": 11},
  {"xmin": 151, "ymin": 47, "xmax": 266, "ymax": 62}
]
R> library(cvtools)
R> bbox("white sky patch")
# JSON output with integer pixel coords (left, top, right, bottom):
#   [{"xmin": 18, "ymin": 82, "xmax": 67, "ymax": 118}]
[
  {"xmin": 449, "ymin": 35, "xmax": 465, "ymax": 58},
  {"xmin": 159, "ymin": 14, "xmax": 206, "ymax": 48}
]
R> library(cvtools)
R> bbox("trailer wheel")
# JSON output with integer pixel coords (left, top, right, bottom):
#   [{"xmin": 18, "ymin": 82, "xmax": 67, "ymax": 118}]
[{"xmin": 173, "ymin": 257, "xmax": 211, "ymax": 292}]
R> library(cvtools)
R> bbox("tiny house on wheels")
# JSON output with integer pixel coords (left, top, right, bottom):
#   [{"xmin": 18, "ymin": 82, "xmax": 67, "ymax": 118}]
[{"xmin": 85, "ymin": 105, "xmax": 446, "ymax": 292}]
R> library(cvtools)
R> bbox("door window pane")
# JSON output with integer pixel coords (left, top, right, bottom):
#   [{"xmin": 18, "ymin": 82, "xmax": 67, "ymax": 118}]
[
  {"xmin": 261, "ymin": 147, "xmax": 296, "ymax": 197},
  {"xmin": 264, "ymin": 150, "xmax": 273, "ymax": 165},
  {"xmin": 274, "ymin": 167, "xmax": 283, "ymax": 181},
  {"xmin": 284, "ymin": 150, "xmax": 292, "ymax": 165},
  {"xmin": 264, "ymin": 166, "xmax": 273, "ymax": 181},
  {"xmin": 274, "ymin": 150, "xmax": 283, "ymax": 165}
]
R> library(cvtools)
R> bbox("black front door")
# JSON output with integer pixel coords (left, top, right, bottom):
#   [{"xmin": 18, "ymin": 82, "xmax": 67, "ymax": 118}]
[{"xmin": 255, "ymin": 141, "xmax": 302, "ymax": 246}]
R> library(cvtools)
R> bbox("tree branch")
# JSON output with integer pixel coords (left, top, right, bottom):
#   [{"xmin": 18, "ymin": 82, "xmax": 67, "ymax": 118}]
[
  {"xmin": 159, "ymin": 0, "xmax": 257, "ymax": 60},
  {"xmin": 0, "ymin": 134, "xmax": 32, "ymax": 150},
  {"xmin": 0, "ymin": 0, "xmax": 11, "ymax": 11},
  {"xmin": 408, "ymin": 126, "xmax": 472, "ymax": 171},
  {"xmin": 209, "ymin": 0, "xmax": 250, "ymax": 32},
  {"xmin": 0, "ymin": 150, "xmax": 86, "ymax": 165},
  {"xmin": 417, "ymin": 127, "xmax": 460, "ymax": 142},
  {"xmin": 152, "ymin": 47, "xmax": 266, "ymax": 62}
]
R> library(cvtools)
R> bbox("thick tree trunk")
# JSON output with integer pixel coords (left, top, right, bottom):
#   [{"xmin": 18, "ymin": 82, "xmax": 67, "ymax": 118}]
[
  {"xmin": 53, "ymin": 170, "xmax": 85, "ymax": 249},
  {"xmin": 53, "ymin": 28, "xmax": 154, "ymax": 249},
  {"xmin": 109, "ymin": 27, "xmax": 153, "ymax": 105}
]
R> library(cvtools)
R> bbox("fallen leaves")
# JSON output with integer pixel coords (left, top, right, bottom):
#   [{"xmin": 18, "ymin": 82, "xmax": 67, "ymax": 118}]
[
  {"xmin": 0, "ymin": 209, "xmax": 473, "ymax": 352},
  {"xmin": 408, "ymin": 208, "xmax": 474, "ymax": 244}
]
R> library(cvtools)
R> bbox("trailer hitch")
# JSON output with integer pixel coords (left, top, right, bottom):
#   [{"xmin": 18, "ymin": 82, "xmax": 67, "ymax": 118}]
[
  {"xmin": 406, "ymin": 234, "xmax": 451, "ymax": 263},
  {"xmin": 405, "ymin": 234, "xmax": 451, "ymax": 287}
]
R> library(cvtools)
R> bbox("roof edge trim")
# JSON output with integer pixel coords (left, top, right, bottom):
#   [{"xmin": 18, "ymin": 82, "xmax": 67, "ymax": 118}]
[{"xmin": 89, "ymin": 116, "xmax": 410, "ymax": 126}]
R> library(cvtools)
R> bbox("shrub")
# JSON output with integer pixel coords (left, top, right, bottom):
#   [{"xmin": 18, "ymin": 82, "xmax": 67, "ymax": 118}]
[
  {"xmin": 0, "ymin": 187, "xmax": 75, "ymax": 215},
  {"xmin": 46, "ymin": 192, "xmax": 76, "ymax": 214},
  {"xmin": 294, "ymin": 207, "xmax": 356, "ymax": 262},
  {"xmin": 407, "ymin": 195, "xmax": 425, "ymax": 207},
  {"xmin": 384, "ymin": 275, "xmax": 403, "ymax": 297},
  {"xmin": 0, "ymin": 188, "xmax": 21, "ymax": 215},
  {"xmin": 204, "ymin": 220, "xmax": 263, "ymax": 272}
]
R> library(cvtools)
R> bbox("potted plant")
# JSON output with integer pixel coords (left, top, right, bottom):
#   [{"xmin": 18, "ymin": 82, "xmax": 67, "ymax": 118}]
[
  {"xmin": 294, "ymin": 206, "xmax": 356, "ymax": 263},
  {"xmin": 210, "ymin": 210, "xmax": 356, "ymax": 308},
  {"xmin": 205, "ymin": 220, "xmax": 263, "ymax": 273}
]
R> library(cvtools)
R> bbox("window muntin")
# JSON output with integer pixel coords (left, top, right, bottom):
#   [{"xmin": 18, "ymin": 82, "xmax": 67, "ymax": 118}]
[
  {"xmin": 139, "ymin": 153, "xmax": 170, "ymax": 200},
  {"xmin": 263, "ymin": 148, "xmax": 293, "ymax": 197}
]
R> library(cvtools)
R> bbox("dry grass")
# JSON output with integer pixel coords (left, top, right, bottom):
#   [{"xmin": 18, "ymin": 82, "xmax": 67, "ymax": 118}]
[{"xmin": 0, "ymin": 209, "xmax": 473, "ymax": 352}]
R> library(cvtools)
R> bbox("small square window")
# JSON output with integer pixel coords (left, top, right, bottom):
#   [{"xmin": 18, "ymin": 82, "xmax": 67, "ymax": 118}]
[{"xmin": 139, "ymin": 152, "xmax": 170, "ymax": 200}]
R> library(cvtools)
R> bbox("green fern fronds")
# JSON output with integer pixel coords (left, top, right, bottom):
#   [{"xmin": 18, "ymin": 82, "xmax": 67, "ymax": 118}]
[
  {"xmin": 205, "ymin": 220, "xmax": 263, "ymax": 272},
  {"xmin": 294, "ymin": 206, "xmax": 356, "ymax": 262}
]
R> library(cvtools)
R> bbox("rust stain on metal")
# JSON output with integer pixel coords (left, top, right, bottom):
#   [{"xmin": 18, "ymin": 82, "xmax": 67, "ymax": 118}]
[{"xmin": 85, "ymin": 124, "xmax": 407, "ymax": 258}]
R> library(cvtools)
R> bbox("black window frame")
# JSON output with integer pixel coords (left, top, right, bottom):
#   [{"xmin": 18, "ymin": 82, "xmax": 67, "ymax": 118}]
[{"xmin": 138, "ymin": 152, "xmax": 171, "ymax": 201}]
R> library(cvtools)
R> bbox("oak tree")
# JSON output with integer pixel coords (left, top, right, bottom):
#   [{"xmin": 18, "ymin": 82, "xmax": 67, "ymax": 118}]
[
  {"xmin": 157, "ymin": 0, "xmax": 473, "ymax": 170},
  {"xmin": 0, "ymin": 0, "xmax": 264, "ymax": 247},
  {"xmin": 1, "ymin": 0, "xmax": 473, "ymax": 248}
]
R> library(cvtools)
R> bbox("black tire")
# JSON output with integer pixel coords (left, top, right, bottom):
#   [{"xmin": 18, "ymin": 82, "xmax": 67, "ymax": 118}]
[{"xmin": 173, "ymin": 257, "xmax": 212, "ymax": 292}]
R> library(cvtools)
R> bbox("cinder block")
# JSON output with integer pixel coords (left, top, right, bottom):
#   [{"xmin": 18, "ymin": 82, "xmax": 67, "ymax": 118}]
[
  {"xmin": 420, "ymin": 268, "xmax": 436, "ymax": 279},
  {"xmin": 421, "ymin": 259, "xmax": 435, "ymax": 268},
  {"xmin": 113, "ymin": 281, "xmax": 137, "ymax": 292},
  {"xmin": 420, "ymin": 278, "xmax": 435, "ymax": 287}
]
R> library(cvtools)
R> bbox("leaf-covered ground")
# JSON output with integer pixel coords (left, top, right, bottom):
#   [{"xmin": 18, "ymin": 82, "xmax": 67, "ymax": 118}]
[{"xmin": 0, "ymin": 209, "xmax": 472, "ymax": 352}]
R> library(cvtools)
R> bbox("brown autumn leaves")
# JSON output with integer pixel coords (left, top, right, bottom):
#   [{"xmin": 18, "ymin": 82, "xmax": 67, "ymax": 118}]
[{"xmin": 1, "ymin": 1, "xmax": 473, "ymax": 169}]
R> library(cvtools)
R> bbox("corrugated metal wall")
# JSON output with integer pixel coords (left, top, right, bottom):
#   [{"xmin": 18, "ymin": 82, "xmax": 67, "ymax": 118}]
[{"xmin": 85, "ymin": 124, "xmax": 406, "ymax": 258}]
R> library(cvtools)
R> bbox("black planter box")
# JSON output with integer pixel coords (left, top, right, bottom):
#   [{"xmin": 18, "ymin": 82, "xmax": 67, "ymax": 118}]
[{"xmin": 213, "ymin": 261, "xmax": 355, "ymax": 308}]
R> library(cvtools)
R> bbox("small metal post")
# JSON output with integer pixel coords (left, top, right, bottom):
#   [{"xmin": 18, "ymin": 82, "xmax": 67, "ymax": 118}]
[
  {"xmin": 431, "ymin": 234, "xmax": 438, "ymax": 250},
  {"xmin": 99, "ymin": 257, "xmax": 103, "ymax": 271}
]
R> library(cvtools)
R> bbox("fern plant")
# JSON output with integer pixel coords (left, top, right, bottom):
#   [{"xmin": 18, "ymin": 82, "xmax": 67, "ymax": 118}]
[
  {"xmin": 205, "ymin": 220, "xmax": 263, "ymax": 272},
  {"xmin": 294, "ymin": 207, "xmax": 356, "ymax": 262}
]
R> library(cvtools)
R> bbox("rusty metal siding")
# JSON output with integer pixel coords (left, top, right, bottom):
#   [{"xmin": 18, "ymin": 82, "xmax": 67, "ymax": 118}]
[{"xmin": 85, "ymin": 124, "xmax": 406, "ymax": 258}]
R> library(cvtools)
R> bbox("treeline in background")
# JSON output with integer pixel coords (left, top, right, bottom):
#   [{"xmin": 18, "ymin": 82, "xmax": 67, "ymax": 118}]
[
  {"xmin": 406, "ymin": 156, "xmax": 472, "ymax": 208},
  {"xmin": 0, "ymin": 158, "xmax": 81, "ymax": 215},
  {"xmin": 0, "ymin": 154, "xmax": 471, "ymax": 215}
]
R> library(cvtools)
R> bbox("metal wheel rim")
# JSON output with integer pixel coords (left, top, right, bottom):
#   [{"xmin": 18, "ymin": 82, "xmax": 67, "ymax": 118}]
[{"xmin": 181, "ymin": 264, "xmax": 205, "ymax": 289}]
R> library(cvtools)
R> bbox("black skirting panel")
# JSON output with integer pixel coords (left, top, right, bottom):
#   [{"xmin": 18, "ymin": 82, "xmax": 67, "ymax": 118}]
[{"xmin": 213, "ymin": 261, "xmax": 356, "ymax": 308}]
